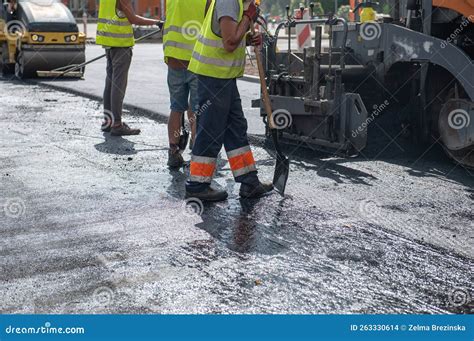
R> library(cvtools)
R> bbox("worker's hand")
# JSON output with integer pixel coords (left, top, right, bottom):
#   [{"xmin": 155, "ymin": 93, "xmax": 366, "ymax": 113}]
[
  {"xmin": 243, "ymin": 0, "xmax": 259, "ymax": 21},
  {"xmin": 249, "ymin": 32, "xmax": 263, "ymax": 47},
  {"xmin": 155, "ymin": 21, "xmax": 164, "ymax": 30}
]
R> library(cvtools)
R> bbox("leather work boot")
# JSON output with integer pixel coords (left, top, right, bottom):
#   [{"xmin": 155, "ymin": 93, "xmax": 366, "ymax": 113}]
[
  {"xmin": 185, "ymin": 186, "xmax": 228, "ymax": 202},
  {"xmin": 239, "ymin": 181, "xmax": 274, "ymax": 199},
  {"xmin": 167, "ymin": 149, "xmax": 184, "ymax": 169},
  {"xmin": 111, "ymin": 123, "xmax": 141, "ymax": 136}
]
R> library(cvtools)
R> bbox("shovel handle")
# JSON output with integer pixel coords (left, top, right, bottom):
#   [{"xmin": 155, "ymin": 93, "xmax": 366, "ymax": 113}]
[{"xmin": 250, "ymin": 21, "xmax": 275, "ymax": 130}]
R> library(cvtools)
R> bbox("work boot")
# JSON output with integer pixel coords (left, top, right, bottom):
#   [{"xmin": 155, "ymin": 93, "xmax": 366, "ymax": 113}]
[
  {"xmin": 185, "ymin": 186, "xmax": 228, "ymax": 202},
  {"xmin": 111, "ymin": 123, "xmax": 141, "ymax": 136},
  {"xmin": 168, "ymin": 148, "xmax": 184, "ymax": 169},
  {"xmin": 239, "ymin": 181, "xmax": 274, "ymax": 199}
]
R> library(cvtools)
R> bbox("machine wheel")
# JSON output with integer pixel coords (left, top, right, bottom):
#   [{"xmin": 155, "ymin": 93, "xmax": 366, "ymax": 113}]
[
  {"xmin": 438, "ymin": 86, "xmax": 474, "ymax": 169},
  {"xmin": 15, "ymin": 51, "xmax": 34, "ymax": 79}
]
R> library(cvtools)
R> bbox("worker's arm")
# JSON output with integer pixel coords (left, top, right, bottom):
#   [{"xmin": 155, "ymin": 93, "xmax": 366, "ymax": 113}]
[
  {"xmin": 118, "ymin": 0, "xmax": 161, "ymax": 26},
  {"xmin": 219, "ymin": 1, "xmax": 259, "ymax": 53},
  {"xmin": 220, "ymin": 16, "xmax": 251, "ymax": 53}
]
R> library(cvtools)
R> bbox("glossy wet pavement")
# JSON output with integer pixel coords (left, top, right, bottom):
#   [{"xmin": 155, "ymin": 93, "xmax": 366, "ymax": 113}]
[{"xmin": 0, "ymin": 81, "xmax": 473, "ymax": 314}]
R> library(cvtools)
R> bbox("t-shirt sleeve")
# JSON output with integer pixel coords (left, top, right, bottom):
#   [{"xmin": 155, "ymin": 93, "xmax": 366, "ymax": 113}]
[{"xmin": 214, "ymin": 0, "xmax": 240, "ymax": 22}]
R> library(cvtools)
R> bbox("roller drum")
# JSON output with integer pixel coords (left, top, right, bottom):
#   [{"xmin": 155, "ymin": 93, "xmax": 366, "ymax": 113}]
[{"xmin": 16, "ymin": 45, "xmax": 85, "ymax": 78}]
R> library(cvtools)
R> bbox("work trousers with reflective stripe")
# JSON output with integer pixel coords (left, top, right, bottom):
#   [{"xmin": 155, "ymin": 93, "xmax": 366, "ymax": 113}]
[
  {"xmin": 103, "ymin": 47, "xmax": 132, "ymax": 123},
  {"xmin": 186, "ymin": 75, "xmax": 259, "ymax": 193}
]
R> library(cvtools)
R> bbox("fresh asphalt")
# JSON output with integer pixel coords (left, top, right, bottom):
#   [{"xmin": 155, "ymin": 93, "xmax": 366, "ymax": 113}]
[
  {"xmin": 34, "ymin": 44, "xmax": 265, "ymax": 135},
  {"xmin": 0, "ymin": 44, "xmax": 473, "ymax": 313}
]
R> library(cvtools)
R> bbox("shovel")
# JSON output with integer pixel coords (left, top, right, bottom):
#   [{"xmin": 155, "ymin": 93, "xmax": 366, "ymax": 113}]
[
  {"xmin": 251, "ymin": 21, "xmax": 289, "ymax": 195},
  {"xmin": 178, "ymin": 111, "xmax": 190, "ymax": 151}
]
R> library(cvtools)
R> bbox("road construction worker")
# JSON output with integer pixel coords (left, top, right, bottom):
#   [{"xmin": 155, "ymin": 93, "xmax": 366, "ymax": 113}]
[
  {"xmin": 185, "ymin": 0, "xmax": 273, "ymax": 202},
  {"xmin": 97, "ymin": 0, "xmax": 162, "ymax": 136},
  {"xmin": 163, "ymin": 0, "xmax": 208, "ymax": 168}
]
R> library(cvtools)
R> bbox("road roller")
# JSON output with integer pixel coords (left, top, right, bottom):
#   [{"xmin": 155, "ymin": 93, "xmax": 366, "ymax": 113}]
[
  {"xmin": 0, "ymin": 0, "xmax": 86, "ymax": 78},
  {"xmin": 253, "ymin": 0, "xmax": 474, "ymax": 169}
]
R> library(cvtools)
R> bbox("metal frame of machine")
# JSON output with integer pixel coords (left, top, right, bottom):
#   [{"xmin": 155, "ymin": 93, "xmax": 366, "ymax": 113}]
[
  {"xmin": 254, "ymin": 0, "xmax": 474, "ymax": 168},
  {"xmin": 0, "ymin": 0, "xmax": 86, "ymax": 78}
]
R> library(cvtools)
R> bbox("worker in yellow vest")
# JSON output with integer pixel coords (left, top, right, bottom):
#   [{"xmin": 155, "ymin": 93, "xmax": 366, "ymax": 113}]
[
  {"xmin": 97, "ymin": 0, "xmax": 162, "ymax": 136},
  {"xmin": 163, "ymin": 0, "xmax": 208, "ymax": 168},
  {"xmin": 185, "ymin": 0, "xmax": 273, "ymax": 202}
]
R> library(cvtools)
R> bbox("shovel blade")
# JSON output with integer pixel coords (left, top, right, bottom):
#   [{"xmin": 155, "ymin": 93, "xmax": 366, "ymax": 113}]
[
  {"xmin": 273, "ymin": 154, "xmax": 289, "ymax": 195},
  {"xmin": 178, "ymin": 130, "xmax": 190, "ymax": 151}
]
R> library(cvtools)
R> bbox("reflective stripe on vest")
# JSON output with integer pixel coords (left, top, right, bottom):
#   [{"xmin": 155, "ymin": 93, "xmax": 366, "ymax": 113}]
[
  {"xmin": 196, "ymin": 34, "xmax": 246, "ymax": 49},
  {"xmin": 191, "ymin": 51, "xmax": 246, "ymax": 68},
  {"xmin": 226, "ymin": 146, "xmax": 256, "ymax": 178},
  {"xmin": 163, "ymin": 40, "xmax": 195, "ymax": 52},
  {"xmin": 163, "ymin": 0, "xmax": 207, "ymax": 62},
  {"xmin": 189, "ymin": 155, "xmax": 216, "ymax": 183},
  {"xmin": 96, "ymin": 0, "xmax": 134, "ymax": 47},
  {"xmin": 97, "ymin": 18, "xmax": 130, "ymax": 26},
  {"xmin": 96, "ymin": 31, "xmax": 134, "ymax": 39},
  {"xmin": 188, "ymin": 0, "xmax": 246, "ymax": 79}
]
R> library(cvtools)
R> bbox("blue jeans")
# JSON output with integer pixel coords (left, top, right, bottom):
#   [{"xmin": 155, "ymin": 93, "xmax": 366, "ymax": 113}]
[{"xmin": 167, "ymin": 67, "xmax": 199, "ymax": 113}]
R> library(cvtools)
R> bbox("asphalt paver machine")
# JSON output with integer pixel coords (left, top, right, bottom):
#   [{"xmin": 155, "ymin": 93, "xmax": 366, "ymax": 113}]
[{"xmin": 254, "ymin": 0, "xmax": 474, "ymax": 168}]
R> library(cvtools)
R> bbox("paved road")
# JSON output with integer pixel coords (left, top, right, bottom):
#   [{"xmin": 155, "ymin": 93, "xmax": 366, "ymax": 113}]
[
  {"xmin": 1, "ymin": 81, "xmax": 473, "ymax": 314},
  {"xmin": 34, "ymin": 44, "xmax": 265, "ymax": 135}
]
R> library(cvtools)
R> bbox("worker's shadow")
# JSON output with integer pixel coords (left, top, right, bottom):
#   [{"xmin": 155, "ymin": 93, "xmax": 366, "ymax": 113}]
[{"xmin": 94, "ymin": 134, "xmax": 138, "ymax": 156}]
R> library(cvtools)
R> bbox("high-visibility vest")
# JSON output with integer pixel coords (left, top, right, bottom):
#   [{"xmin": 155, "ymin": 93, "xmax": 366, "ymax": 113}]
[
  {"xmin": 188, "ymin": 0, "xmax": 246, "ymax": 79},
  {"xmin": 96, "ymin": 0, "xmax": 135, "ymax": 48},
  {"xmin": 163, "ymin": 0, "xmax": 207, "ymax": 62}
]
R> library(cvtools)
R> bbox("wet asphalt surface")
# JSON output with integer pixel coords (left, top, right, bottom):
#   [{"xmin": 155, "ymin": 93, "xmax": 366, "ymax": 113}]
[{"xmin": 0, "ymin": 80, "xmax": 473, "ymax": 314}]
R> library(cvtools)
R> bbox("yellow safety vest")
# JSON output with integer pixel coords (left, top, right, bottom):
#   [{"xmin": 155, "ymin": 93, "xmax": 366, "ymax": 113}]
[
  {"xmin": 188, "ymin": 0, "xmax": 246, "ymax": 79},
  {"xmin": 96, "ymin": 0, "xmax": 135, "ymax": 48},
  {"xmin": 163, "ymin": 0, "xmax": 207, "ymax": 62}
]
